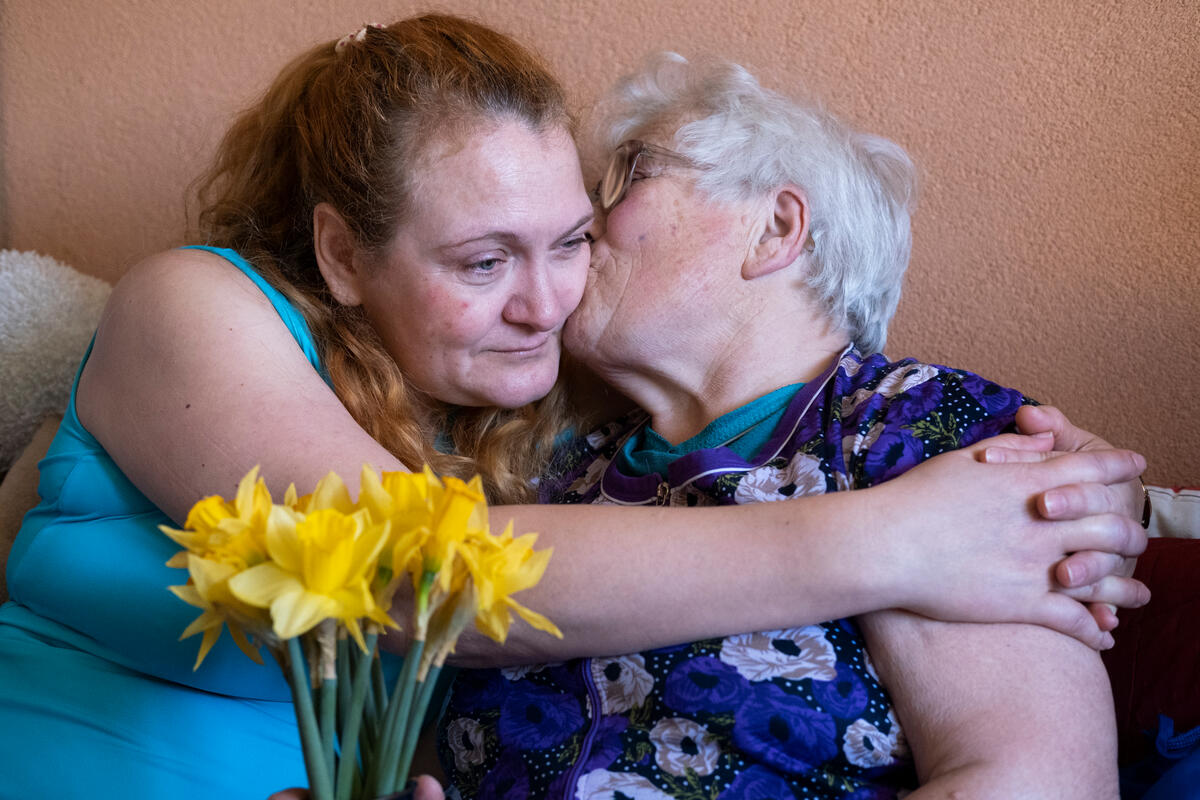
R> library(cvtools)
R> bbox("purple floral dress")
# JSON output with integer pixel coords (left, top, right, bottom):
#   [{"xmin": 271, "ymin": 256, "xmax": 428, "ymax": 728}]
[{"xmin": 438, "ymin": 348, "xmax": 1028, "ymax": 799}]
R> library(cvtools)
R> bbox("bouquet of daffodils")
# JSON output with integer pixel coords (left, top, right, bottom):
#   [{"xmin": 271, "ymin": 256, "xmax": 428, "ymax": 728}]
[{"xmin": 162, "ymin": 465, "xmax": 560, "ymax": 800}]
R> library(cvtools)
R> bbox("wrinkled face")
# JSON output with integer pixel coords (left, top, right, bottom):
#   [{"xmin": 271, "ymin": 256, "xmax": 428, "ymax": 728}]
[
  {"xmin": 354, "ymin": 121, "xmax": 593, "ymax": 409},
  {"xmin": 564, "ymin": 137, "xmax": 757, "ymax": 375}
]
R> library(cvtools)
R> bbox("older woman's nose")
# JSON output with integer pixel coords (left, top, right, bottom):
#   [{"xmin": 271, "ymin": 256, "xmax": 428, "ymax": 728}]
[{"xmin": 503, "ymin": 262, "xmax": 567, "ymax": 331}]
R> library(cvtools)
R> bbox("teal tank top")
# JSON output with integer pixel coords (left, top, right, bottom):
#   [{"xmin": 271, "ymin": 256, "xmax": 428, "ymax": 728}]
[{"xmin": 4, "ymin": 246, "xmax": 324, "ymax": 701}]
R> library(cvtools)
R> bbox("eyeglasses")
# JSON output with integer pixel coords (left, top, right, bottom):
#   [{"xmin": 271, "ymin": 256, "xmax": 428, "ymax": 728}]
[{"xmin": 594, "ymin": 139, "xmax": 703, "ymax": 211}]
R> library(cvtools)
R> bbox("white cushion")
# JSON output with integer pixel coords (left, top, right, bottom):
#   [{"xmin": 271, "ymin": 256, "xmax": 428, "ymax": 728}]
[{"xmin": 1147, "ymin": 485, "xmax": 1200, "ymax": 539}]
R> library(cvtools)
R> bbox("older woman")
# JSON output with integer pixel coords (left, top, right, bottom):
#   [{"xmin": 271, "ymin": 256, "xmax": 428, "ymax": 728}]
[
  {"xmin": 0, "ymin": 17, "xmax": 1142, "ymax": 799},
  {"xmin": 437, "ymin": 55, "xmax": 1122, "ymax": 798}
]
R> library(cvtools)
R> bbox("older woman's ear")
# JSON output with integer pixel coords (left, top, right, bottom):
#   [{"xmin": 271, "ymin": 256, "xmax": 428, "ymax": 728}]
[
  {"xmin": 313, "ymin": 202, "xmax": 366, "ymax": 306},
  {"xmin": 742, "ymin": 186, "xmax": 811, "ymax": 280}
]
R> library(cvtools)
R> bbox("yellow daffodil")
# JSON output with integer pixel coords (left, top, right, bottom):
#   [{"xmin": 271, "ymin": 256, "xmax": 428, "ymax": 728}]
[
  {"xmin": 161, "ymin": 467, "xmax": 292, "ymax": 667},
  {"xmin": 164, "ymin": 464, "xmax": 563, "ymax": 800},
  {"xmin": 159, "ymin": 466, "xmax": 277, "ymax": 570},
  {"xmin": 169, "ymin": 554, "xmax": 269, "ymax": 668},
  {"xmin": 295, "ymin": 470, "xmax": 356, "ymax": 515},
  {"xmin": 458, "ymin": 521, "xmax": 562, "ymax": 644},
  {"xmin": 357, "ymin": 467, "xmax": 440, "ymax": 618},
  {"xmin": 228, "ymin": 507, "xmax": 395, "ymax": 649},
  {"xmin": 358, "ymin": 466, "xmax": 438, "ymax": 528},
  {"xmin": 425, "ymin": 475, "xmax": 488, "ymax": 590}
]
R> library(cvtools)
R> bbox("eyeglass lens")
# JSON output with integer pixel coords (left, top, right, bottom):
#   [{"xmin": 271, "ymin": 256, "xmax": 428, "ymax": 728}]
[{"xmin": 600, "ymin": 141, "xmax": 643, "ymax": 211}]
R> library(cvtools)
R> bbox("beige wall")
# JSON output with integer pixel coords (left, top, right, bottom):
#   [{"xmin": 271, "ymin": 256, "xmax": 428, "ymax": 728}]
[{"xmin": 2, "ymin": 0, "xmax": 1197, "ymax": 483}]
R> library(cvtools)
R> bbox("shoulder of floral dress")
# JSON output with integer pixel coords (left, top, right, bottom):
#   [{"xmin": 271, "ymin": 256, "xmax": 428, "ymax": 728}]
[
  {"xmin": 836, "ymin": 353, "xmax": 949, "ymax": 421},
  {"xmin": 843, "ymin": 358, "xmax": 1032, "ymax": 485}
]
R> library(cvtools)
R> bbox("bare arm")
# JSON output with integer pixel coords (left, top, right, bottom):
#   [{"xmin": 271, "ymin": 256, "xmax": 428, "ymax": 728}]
[
  {"xmin": 858, "ymin": 609, "xmax": 1119, "ymax": 798},
  {"xmin": 74, "ymin": 250, "xmax": 1144, "ymax": 675},
  {"xmin": 78, "ymin": 249, "xmax": 407, "ymax": 521},
  {"xmin": 446, "ymin": 439, "xmax": 1146, "ymax": 663}
]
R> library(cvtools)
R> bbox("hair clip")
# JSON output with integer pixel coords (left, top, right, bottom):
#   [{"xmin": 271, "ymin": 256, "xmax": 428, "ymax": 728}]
[{"xmin": 335, "ymin": 22, "xmax": 385, "ymax": 54}]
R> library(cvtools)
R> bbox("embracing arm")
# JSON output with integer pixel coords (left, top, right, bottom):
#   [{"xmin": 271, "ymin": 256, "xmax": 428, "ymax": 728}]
[
  {"xmin": 70, "ymin": 250, "xmax": 1145, "ymax": 683},
  {"xmin": 858, "ymin": 607, "xmax": 1119, "ymax": 798},
  {"xmin": 450, "ymin": 437, "xmax": 1145, "ymax": 662}
]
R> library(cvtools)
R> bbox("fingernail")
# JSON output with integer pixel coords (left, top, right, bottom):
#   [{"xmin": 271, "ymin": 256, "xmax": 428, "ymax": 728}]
[
  {"xmin": 1102, "ymin": 633, "xmax": 1115, "ymax": 650},
  {"xmin": 1033, "ymin": 431, "xmax": 1054, "ymax": 439},
  {"xmin": 983, "ymin": 448, "xmax": 1003, "ymax": 463},
  {"xmin": 1063, "ymin": 562, "xmax": 1078, "ymax": 585},
  {"xmin": 1043, "ymin": 491, "xmax": 1065, "ymax": 517}
]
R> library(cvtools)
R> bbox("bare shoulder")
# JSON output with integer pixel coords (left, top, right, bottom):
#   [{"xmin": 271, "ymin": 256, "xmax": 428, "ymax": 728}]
[
  {"xmin": 96, "ymin": 247, "xmax": 279, "ymax": 333},
  {"xmin": 79, "ymin": 248, "xmax": 402, "ymax": 523},
  {"xmin": 81, "ymin": 247, "xmax": 303, "ymax": 428}
]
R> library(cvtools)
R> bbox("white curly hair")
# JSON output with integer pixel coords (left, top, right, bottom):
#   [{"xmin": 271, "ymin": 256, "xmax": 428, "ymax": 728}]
[{"xmin": 591, "ymin": 53, "xmax": 916, "ymax": 354}]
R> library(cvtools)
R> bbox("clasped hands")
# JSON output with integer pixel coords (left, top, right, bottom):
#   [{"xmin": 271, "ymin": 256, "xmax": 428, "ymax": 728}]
[{"xmin": 888, "ymin": 404, "xmax": 1149, "ymax": 651}]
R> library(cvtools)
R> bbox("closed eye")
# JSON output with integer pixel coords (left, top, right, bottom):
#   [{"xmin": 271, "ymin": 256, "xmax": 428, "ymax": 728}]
[{"xmin": 560, "ymin": 233, "xmax": 593, "ymax": 252}]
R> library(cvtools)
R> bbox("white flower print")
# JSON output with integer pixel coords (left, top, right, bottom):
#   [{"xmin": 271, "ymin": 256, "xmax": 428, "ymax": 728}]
[
  {"xmin": 842, "ymin": 718, "xmax": 894, "ymax": 768},
  {"xmin": 569, "ymin": 454, "xmax": 612, "ymax": 497},
  {"xmin": 650, "ymin": 717, "xmax": 720, "ymax": 776},
  {"xmin": 719, "ymin": 626, "xmax": 837, "ymax": 681},
  {"xmin": 590, "ymin": 653, "xmax": 654, "ymax": 714},
  {"xmin": 445, "ymin": 717, "xmax": 486, "ymax": 772},
  {"xmin": 843, "ymin": 708, "xmax": 907, "ymax": 768},
  {"xmin": 575, "ymin": 769, "xmax": 675, "ymax": 800},
  {"xmin": 500, "ymin": 663, "xmax": 548, "ymax": 680},
  {"xmin": 840, "ymin": 363, "xmax": 938, "ymax": 417},
  {"xmin": 885, "ymin": 707, "xmax": 910, "ymax": 759},
  {"xmin": 734, "ymin": 452, "xmax": 826, "ymax": 504},
  {"xmin": 841, "ymin": 422, "xmax": 885, "ymax": 469}
]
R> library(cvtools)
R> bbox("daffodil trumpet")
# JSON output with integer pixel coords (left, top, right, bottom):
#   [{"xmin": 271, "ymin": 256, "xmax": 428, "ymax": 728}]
[{"xmin": 163, "ymin": 465, "xmax": 561, "ymax": 800}]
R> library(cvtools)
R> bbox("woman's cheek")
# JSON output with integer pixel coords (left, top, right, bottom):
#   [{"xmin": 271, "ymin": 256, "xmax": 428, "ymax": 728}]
[
  {"xmin": 562, "ymin": 257, "xmax": 590, "ymax": 314},
  {"xmin": 423, "ymin": 287, "xmax": 491, "ymax": 345}
]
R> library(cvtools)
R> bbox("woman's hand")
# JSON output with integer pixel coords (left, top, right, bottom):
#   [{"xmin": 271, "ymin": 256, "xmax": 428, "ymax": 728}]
[
  {"xmin": 268, "ymin": 775, "xmax": 445, "ymax": 800},
  {"xmin": 1006, "ymin": 405, "xmax": 1148, "ymax": 630},
  {"xmin": 877, "ymin": 426, "xmax": 1148, "ymax": 650}
]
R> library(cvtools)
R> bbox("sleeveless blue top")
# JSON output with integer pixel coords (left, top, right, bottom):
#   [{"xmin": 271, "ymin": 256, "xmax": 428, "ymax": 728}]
[{"xmin": 0, "ymin": 247, "xmax": 325, "ymax": 797}]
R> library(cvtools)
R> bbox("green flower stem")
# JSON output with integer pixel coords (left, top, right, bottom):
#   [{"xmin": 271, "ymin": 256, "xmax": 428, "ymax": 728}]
[
  {"xmin": 353, "ymin": 646, "xmax": 378, "ymax": 770},
  {"xmin": 319, "ymin": 675, "xmax": 337, "ymax": 788},
  {"xmin": 335, "ymin": 631, "xmax": 378, "ymax": 800},
  {"xmin": 336, "ymin": 633, "xmax": 351, "ymax": 739},
  {"xmin": 286, "ymin": 637, "xmax": 334, "ymax": 800},
  {"xmin": 392, "ymin": 665, "xmax": 442, "ymax": 794},
  {"xmin": 316, "ymin": 623, "xmax": 338, "ymax": 787},
  {"xmin": 371, "ymin": 648, "xmax": 387, "ymax": 717},
  {"xmin": 368, "ymin": 637, "xmax": 424, "ymax": 798}
]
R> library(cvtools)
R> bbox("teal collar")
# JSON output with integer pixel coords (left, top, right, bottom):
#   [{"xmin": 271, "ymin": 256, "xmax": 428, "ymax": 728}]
[{"xmin": 618, "ymin": 383, "xmax": 804, "ymax": 478}]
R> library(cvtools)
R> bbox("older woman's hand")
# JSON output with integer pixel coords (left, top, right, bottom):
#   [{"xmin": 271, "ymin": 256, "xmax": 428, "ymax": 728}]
[
  {"xmin": 268, "ymin": 775, "xmax": 445, "ymax": 800},
  {"xmin": 994, "ymin": 404, "xmax": 1149, "ymax": 631},
  {"xmin": 878, "ymin": 429, "xmax": 1147, "ymax": 650}
]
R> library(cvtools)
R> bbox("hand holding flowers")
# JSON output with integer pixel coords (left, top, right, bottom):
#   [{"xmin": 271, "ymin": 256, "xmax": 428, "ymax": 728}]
[{"xmin": 162, "ymin": 465, "xmax": 560, "ymax": 800}]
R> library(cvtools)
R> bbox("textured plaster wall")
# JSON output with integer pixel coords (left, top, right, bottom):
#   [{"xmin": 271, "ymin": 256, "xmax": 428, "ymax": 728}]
[{"xmin": 2, "ymin": 0, "xmax": 1197, "ymax": 483}]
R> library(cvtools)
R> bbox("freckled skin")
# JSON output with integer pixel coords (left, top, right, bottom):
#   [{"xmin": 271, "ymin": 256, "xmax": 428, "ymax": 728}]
[
  {"xmin": 352, "ymin": 121, "xmax": 594, "ymax": 409},
  {"xmin": 565, "ymin": 161, "xmax": 757, "ymax": 382}
]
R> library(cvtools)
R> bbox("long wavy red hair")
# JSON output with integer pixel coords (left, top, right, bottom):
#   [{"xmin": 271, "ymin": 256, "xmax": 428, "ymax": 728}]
[{"xmin": 193, "ymin": 14, "xmax": 578, "ymax": 503}]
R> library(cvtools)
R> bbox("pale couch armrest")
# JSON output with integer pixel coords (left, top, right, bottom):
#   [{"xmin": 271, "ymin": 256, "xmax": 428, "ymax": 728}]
[
  {"xmin": 1147, "ymin": 485, "xmax": 1200, "ymax": 539},
  {"xmin": 0, "ymin": 414, "xmax": 60, "ymax": 603}
]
